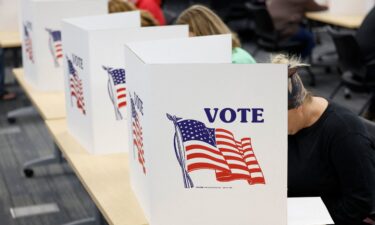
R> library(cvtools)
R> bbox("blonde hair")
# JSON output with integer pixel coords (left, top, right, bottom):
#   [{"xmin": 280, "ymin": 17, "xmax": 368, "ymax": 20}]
[
  {"xmin": 176, "ymin": 5, "xmax": 241, "ymax": 48},
  {"xmin": 108, "ymin": 0, "xmax": 159, "ymax": 27},
  {"xmin": 271, "ymin": 54, "xmax": 309, "ymax": 70},
  {"xmin": 271, "ymin": 54, "xmax": 312, "ymax": 104}
]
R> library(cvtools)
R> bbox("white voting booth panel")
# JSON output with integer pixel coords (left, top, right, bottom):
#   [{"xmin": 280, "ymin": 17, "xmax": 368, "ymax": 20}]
[
  {"xmin": 62, "ymin": 12, "xmax": 188, "ymax": 154},
  {"xmin": 288, "ymin": 198, "xmax": 334, "ymax": 225},
  {"xmin": 124, "ymin": 35, "xmax": 288, "ymax": 225},
  {"xmin": 19, "ymin": 0, "xmax": 107, "ymax": 91},
  {"xmin": 0, "ymin": 0, "xmax": 19, "ymax": 31},
  {"xmin": 329, "ymin": 0, "xmax": 374, "ymax": 14}
]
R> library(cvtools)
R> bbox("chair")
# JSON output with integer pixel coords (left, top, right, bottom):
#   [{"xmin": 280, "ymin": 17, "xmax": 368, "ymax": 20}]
[
  {"xmin": 361, "ymin": 117, "xmax": 375, "ymax": 143},
  {"xmin": 248, "ymin": 5, "xmax": 316, "ymax": 85},
  {"xmin": 249, "ymin": 6, "xmax": 304, "ymax": 54},
  {"xmin": 329, "ymin": 29, "xmax": 375, "ymax": 115}
]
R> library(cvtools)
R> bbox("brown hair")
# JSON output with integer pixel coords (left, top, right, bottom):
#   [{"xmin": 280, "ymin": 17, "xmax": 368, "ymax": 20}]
[
  {"xmin": 175, "ymin": 5, "xmax": 241, "ymax": 48},
  {"xmin": 108, "ymin": 0, "xmax": 159, "ymax": 27}
]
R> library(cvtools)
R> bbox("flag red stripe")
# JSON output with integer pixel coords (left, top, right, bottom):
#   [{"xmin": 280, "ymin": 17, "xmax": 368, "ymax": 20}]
[
  {"xmin": 243, "ymin": 154, "xmax": 256, "ymax": 160},
  {"xmin": 218, "ymin": 147, "xmax": 243, "ymax": 156},
  {"xmin": 249, "ymin": 168, "xmax": 262, "ymax": 173},
  {"xmin": 117, "ymin": 88, "xmax": 126, "ymax": 93},
  {"xmin": 187, "ymin": 153, "xmax": 228, "ymax": 165},
  {"xmin": 224, "ymin": 155, "xmax": 246, "ymax": 161},
  {"xmin": 245, "ymin": 160, "xmax": 260, "ymax": 165},
  {"xmin": 188, "ymin": 163, "xmax": 230, "ymax": 173},
  {"xmin": 118, "ymin": 102, "xmax": 127, "ymax": 108},
  {"xmin": 216, "ymin": 140, "xmax": 240, "ymax": 149},
  {"xmin": 186, "ymin": 144, "xmax": 223, "ymax": 157},
  {"xmin": 226, "ymin": 164, "xmax": 249, "ymax": 171},
  {"xmin": 216, "ymin": 128, "xmax": 233, "ymax": 136},
  {"xmin": 216, "ymin": 172, "xmax": 251, "ymax": 181},
  {"xmin": 250, "ymin": 177, "xmax": 266, "ymax": 184}
]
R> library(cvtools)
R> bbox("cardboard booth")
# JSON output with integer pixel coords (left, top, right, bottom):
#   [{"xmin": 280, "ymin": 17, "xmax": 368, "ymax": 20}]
[
  {"xmin": 19, "ymin": 0, "xmax": 107, "ymax": 91},
  {"xmin": 124, "ymin": 35, "xmax": 288, "ymax": 225},
  {"xmin": 329, "ymin": 0, "xmax": 374, "ymax": 14},
  {"xmin": 0, "ymin": 0, "xmax": 19, "ymax": 31},
  {"xmin": 62, "ymin": 12, "xmax": 188, "ymax": 154}
]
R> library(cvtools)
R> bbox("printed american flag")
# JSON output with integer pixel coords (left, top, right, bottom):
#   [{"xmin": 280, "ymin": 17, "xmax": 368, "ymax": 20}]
[
  {"xmin": 106, "ymin": 68, "xmax": 127, "ymax": 109},
  {"xmin": 48, "ymin": 30, "xmax": 63, "ymax": 61},
  {"xmin": 131, "ymin": 98, "xmax": 145, "ymax": 174},
  {"xmin": 23, "ymin": 24, "xmax": 34, "ymax": 63},
  {"xmin": 67, "ymin": 58, "xmax": 86, "ymax": 115},
  {"xmin": 176, "ymin": 119, "xmax": 265, "ymax": 185}
]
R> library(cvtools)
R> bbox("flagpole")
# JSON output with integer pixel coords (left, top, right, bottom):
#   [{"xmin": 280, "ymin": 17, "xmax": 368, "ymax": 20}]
[
  {"xmin": 104, "ymin": 67, "xmax": 123, "ymax": 120},
  {"xmin": 168, "ymin": 114, "xmax": 194, "ymax": 188}
]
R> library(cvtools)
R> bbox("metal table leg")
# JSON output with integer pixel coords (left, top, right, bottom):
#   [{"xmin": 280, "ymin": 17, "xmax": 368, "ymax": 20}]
[
  {"xmin": 62, "ymin": 207, "xmax": 107, "ymax": 225},
  {"xmin": 7, "ymin": 106, "xmax": 38, "ymax": 124},
  {"xmin": 23, "ymin": 143, "xmax": 65, "ymax": 178}
]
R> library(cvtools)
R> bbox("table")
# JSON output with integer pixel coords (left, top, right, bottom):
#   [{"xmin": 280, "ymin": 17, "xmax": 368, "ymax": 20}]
[
  {"xmin": 11, "ymin": 68, "xmax": 66, "ymax": 120},
  {"xmin": 0, "ymin": 31, "xmax": 21, "ymax": 48},
  {"xmin": 306, "ymin": 11, "xmax": 365, "ymax": 29},
  {"xmin": 45, "ymin": 119, "xmax": 147, "ymax": 225},
  {"xmin": 45, "ymin": 119, "xmax": 333, "ymax": 225}
]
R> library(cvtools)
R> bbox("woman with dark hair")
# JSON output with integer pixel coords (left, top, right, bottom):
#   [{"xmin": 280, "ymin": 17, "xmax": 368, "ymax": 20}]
[{"xmin": 273, "ymin": 54, "xmax": 375, "ymax": 225}]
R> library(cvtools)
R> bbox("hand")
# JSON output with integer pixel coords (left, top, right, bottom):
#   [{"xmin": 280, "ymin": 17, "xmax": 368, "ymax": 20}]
[{"xmin": 364, "ymin": 217, "xmax": 375, "ymax": 225}]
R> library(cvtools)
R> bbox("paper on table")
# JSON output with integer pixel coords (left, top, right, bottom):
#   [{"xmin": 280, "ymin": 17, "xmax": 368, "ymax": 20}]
[{"xmin": 288, "ymin": 197, "xmax": 334, "ymax": 225}]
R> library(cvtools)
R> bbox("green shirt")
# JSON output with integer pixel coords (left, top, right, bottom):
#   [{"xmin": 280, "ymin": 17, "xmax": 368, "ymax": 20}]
[{"xmin": 232, "ymin": 47, "xmax": 256, "ymax": 64}]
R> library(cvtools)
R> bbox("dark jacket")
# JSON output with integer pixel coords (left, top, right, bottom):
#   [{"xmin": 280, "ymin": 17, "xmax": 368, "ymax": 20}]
[{"xmin": 288, "ymin": 103, "xmax": 375, "ymax": 225}]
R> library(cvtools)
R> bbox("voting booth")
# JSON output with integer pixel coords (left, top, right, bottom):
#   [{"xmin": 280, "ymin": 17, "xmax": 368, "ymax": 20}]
[
  {"xmin": 0, "ymin": 0, "xmax": 19, "ymax": 31},
  {"xmin": 329, "ymin": 0, "xmax": 374, "ymax": 14},
  {"xmin": 19, "ymin": 0, "xmax": 107, "ymax": 91},
  {"xmin": 124, "ymin": 35, "xmax": 288, "ymax": 225},
  {"xmin": 62, "ymin": 12, "xmax": 188, "ymax": 154}
]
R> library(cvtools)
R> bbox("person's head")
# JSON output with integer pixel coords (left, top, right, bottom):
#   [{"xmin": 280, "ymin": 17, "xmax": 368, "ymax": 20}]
[
  {"xmin": 271, "ymin": 54, "xmax": 312, "ymax": 135},
  {"xmin": 109, "ymin": 0, "xmax": 137, "ymax": 12},
  {"xmin": 175, "ymin": 5, "xmax": 241, "ymax": 48},
  {"xmin": 108, "ymin": 0, "xmax": 159, "ymax": 26}
]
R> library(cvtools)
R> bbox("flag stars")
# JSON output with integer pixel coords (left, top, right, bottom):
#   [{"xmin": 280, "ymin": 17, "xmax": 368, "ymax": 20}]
[{"xmin": 177, "ymin": 119, "xmax": 216, "ymax": 146}]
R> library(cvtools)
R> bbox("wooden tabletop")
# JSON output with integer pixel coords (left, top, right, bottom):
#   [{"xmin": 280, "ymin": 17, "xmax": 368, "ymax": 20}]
[
  {"xmin": 12, "ymin": 68, "xmax": 66, "ymax": 120},
  {"xmin": 306, "ymin": 11, "xmax": 365, "ymax": 29},
  {"xmin": 0, "ymin": 31, "xmax": 21, "ymax": 48},
  {"xmin": 45, "ymin": 119, "xmax": 148, "ymax": 225}
]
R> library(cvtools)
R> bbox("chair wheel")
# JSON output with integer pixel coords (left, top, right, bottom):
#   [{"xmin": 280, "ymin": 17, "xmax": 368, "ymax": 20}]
[
  {"xmin": 344, "ymin": 93, "xmax": 352, "ymax": 99},
  {"xmin": 325, "ymin": 67, "xmax": 331, "ymax": 73},
  {"xmin": 24, "ymin": 168, "xmax": 34, "ymax": 178},
  {"xmin": 7, "ymin": 117, "xmax": 16, "ymax": 124}
]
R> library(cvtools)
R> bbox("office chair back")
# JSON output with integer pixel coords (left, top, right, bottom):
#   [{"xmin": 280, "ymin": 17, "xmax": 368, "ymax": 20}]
[
  {"xmin": 211, "ymin": 0, "xmax": 248, "ymax": 22},
  {"xmin": 330, "ymin": 30, "xmax": 366, "ymax": 80},
  {"xmin": 251, "ymin": 6, "xmax": 277, "ymax": 41},
  {"xmin": 362, "ymin": 118, "xmax": 375, "ymax": 143}
]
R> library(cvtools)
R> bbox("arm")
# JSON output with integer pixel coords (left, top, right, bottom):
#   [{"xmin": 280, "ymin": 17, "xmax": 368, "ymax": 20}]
[
  {"xmin": 327, "ymin": 132, "xmax": 375, "ymax": 225},
  {"xmin": 305, "ymin": 0, "xmax": 328, "ymax": 11}
]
